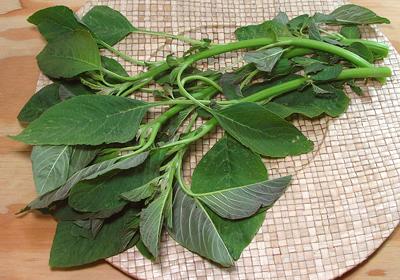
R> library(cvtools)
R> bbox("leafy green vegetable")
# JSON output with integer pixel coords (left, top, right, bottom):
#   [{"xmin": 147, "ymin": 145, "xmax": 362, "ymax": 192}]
[
  {"xmin": 243, "ymin": 47, "xmax": 284, "ymax": 72},
  {"xmin": 82, "ymin": 6, "xmax": 137, "ymax": 46},
  {"xmin": 14, "ymin": 4, "xmax": 393, "ymax": 270},
  {"xmin": 340, "ymin": 25, "xmax": 361, "ymax": 39},
  {"xmin": 28, "ymin": 6, "xmax": 84, "ymax": 41},
  {"xmin": 328, "ymin": 4, "xmax": 390, "ymax": 25},
  {"xmin": 37, "ymin": 29, "xmax": 101, "ymax": 78},
  {"xmin": 18, "ymin": 83, "xmax": 61, "ymax": 123},
  {"xmin": 213, "ymin": 103, "xmax": 314, "ymax": 157},
  {"xmin": 50, "ymin": 208, "xmax": 139, "ymax": 267},
  {"xmin": 264, "ymin": 85, "xmax": 349, "ymax": 118},
  {"xmin": 12, "ymin": 95, "xmax": 148, "ymax": 145}
]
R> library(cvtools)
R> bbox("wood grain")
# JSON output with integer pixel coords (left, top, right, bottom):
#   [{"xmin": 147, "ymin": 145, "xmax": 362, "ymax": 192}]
[{"xmin": 0, "ymin": 0, "xmax": 398, "ymax": 279}]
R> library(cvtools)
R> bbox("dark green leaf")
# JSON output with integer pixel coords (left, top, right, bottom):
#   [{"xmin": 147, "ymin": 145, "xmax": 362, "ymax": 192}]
[
  {"xmin": 25, "ymin": 152, "xmax": 149, "ymax": 210},
  {"xmin": 219, "ymin": 73, "xmax": 243, "ymax": 100},
  {"xmin": 340, "ymin": 25, "xmax": 361, "ymax": 39},
  {"xmin": 37, "ymin": 29, "xmax": 101, "ymax": 78},
  {"xmin": 59, "ymin": 82, "xmax": 92, "ymax": 101},
  {"xmin": 347, "ymin": 80, "xmax": 364, "ymax": 96},
  {"xmin": 68, "ymin": 146, "xmax": 99, "ymax": 177},
  {"xmin": 69, "ymin": 151, "xmax": 162, "ymax": 214},
  {"xmin": 82, "ymin": 6, "xmax": 137, "ymax": 46},
  {"xmin": 328, "ymin": 4, "xmax": 390, "ymax": 25},
  {"xmin": 308, "ymin": 19, "xmax": 322, "ymax": 41},
  {"xmin": 346, "ymin": 42, "xmax": 374, "ymax": 63},
  {"xmin": 264, "ymin": 85, "xmax": 349, "ymax": 118},
  {"xmin": 288, "ymin": 14, "xmax": 310, "ymax": 34},
  {"xmin": 136, "ymin": 239, "xmax": 155, "ymax": 261},
  {"xmin": 235, "ymin": 20, "xmax": 291, "ymax": 41},
  {"xmin": 49, "ymin": 208, "xmax": 139, "ymax": 267},
  {"xmin": 101, "ymin": 56, "xmax": 129, "ymax": 83},
  {"xmin": 243, "ymin": 47, "xmax": 284, "ymax": 72},
  {"xmin": 140, "ymin": 188, "xmax": 170, "ymax": 257},
  {"xmin": 213, "ymin": 103, "xmax": 313, "ymax": 157},
  {"xmin": 31, "ymin": 145, "xmax": 71, "ymax": 195},
  {"xmin": 311, "ymin": 64, "xmax": 343, "ymax": 81},
  {"xmin": 120, "ymin": 181, "xmax": 157, "ymax": 202},
  {"xmin": 18, "ymin": 83, "xmax": 61, "ymax": 123},
  {"xmin": 157, "ymin": 107, "xmax": 195, "ymax": 143},
  {"xmin": 28, "ymin": 6, "xmax": 84, "ymax": 41},
  {"xmin": 12, "ymin": 95, "xmax": 148, "ymax": 145}
]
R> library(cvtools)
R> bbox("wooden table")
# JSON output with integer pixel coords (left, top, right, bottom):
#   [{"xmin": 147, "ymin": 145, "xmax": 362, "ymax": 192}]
[{"xmin": 0, "ymin": 0, "xmax": 398, "ymax": 279}]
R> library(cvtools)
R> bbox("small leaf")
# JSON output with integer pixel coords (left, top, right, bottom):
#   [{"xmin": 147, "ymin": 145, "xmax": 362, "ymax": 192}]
[
  {"xmin": 157, "ymin": 107, "xmax": 195, "ymax": 143},
  {"xmin": 273, "ymin": 12, "xmax": 289, "ymax": 25},
  {"xmin": 82, "ymin": 6, "xmax": 137, "ymax": 46},
  {"xmin": 308, "ymin": 19, "xmax": 322, "ymax": 41},
  {"xmin": 121, "ymin": 182, "xmax": 157, "ymax": 202},
  {"xmin": 235, "ymin": 20, "xmax": 291, "ymax": 41},
  {"xmin": 304, "ymin": 63, "xmax": 326, "ymax": 74},
  {"xmin": 340, "ymin": 25, "xmax": 361, "ymax": 39},
  {"xmin": 243, "ymin": 47, "xmax": 284, "ymax": 72},
  {"xmin": 37, "ymin": 29, "xmax": 101, "ymax": 78},
  {"xmin": 24, "ymin": 152, "xmax": 149, "ymax": 210},
  {"xmin": 219, "ymin": 73, "xmax": 243, "ymax": 100},
  {"xmin": 18, "ymin": 83, "xmax": 61, "ymax": 123},
  {"xmin": 31, "ymin": 145, "xmax": 71, "ymax": 195},
  {"xmin": 195, "ymin": 176, "xmax": 291, "ymax": 219},
  {"xmin": 58, "ymin": 82, "xmax": 92, "ymax": 101},
  {"xmin": 12, "ymin": 95, "xmax": 149, "ymax": 146},
  {"xmin": 101, "ymin": 56, "xmax": 129, "ymax": 83},
  {"xmin": 311, "ymin": 64, "xmax": 343, "ymax": 81},
  {"xmin": 213, "ymin": 102, "xmax": 313, "ymax": 157},
  {"xmin": 49, "ymin": 208, "xmax": 139, "ymax": 268},
  {"xmin": 264, "ymin": 85, "xmax": 349, "ymax": 118},
  {"xmin": 28, "ymin": 6, "xmax": 84, "ymax": 41},
  {"xmin": 140, "ymin": 189, "xmax": 170, "ymax": 257},
  {"xmin": 136, "ymin": 239, "xmax": 155, "ymax": 261},
  {"xmin": 346, "ymin": 42, "xmax": 374, "ymax": 63},
  {"xmin": 328, "ymin": 4, "xmax": 390, "ymax": 25},
  {"xmin": 288, "ymin": 14, "xmax": 310, "ymax": 35}
]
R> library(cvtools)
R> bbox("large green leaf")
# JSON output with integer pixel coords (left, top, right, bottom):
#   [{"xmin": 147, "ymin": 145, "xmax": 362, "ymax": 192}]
[
  {"xmin": 243, "ymin": 47, "xmax": 284, "ymax": 72},
  {"xmin": 12, "ymin": 95, "xmax": 149, "ymax": 145},
  {"xmin": 37, "ymin": 29, "xmax": 101, "ymax": 78},
  {"xmin": 213, "ymin": 103, "xmax": 313, "ymax": 157},
  {"xmin": 101, "ymin": 56, "xmax": 129, "ymax": 83},
  {"xmin": 49, "ymin": 208, "xmax": 139, "ymax": 268},
  {"xmin": 82, "ymin": 6, "xmax": 137, "ymax": 46},
  {"xmin": 194, "ymin": 176, "xmax": 291, "ymax": 219},
  {"xmin": 69, "ymin": 151, "xmax": 163, "ymax": 215},
  {"xmin": 31, "ymin": 145, "xmax": 71, "ymax": 195},
  {"xmin": 169, "ymin": 135, "xmax": 269, "ymax": 265},
  {"xmin": 68, "ymin": 146, "xmax": 99, "ymax": 177},
  {"xmin": 24, "ymin": 152, "xmax": 149, "ymax": 210},
  {"xmin": 235, "ymin": 19, "xmax": 291, "ymax": 41},
  {"xmin": 264, "ymin": 85, "xmax": 350, "ymax": 118},
  {"xmin": 140, "ymin": 189, "xmax": 170, "ymax": 257},
  {"xmin": 28, "ymin": 6, "xmax": 84, "ymax": 41},
  {"xmin": 328, "ymin": 4, "xmax": 390, "ymax": 25},
  {"xmin": 18, "ymin": 83, "xmax": 61, "ymax": 123}
]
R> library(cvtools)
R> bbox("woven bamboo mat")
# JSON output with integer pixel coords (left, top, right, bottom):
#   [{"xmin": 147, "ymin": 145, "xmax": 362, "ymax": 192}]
[{"xmin": 36, "ymin": 0, "xmax": 400, "ymax": 279}]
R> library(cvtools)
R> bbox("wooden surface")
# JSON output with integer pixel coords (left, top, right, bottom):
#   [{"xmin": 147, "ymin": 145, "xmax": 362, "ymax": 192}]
[{"xmin": 0, "ymin": 0, "xmax": 398, "ymax": 279}]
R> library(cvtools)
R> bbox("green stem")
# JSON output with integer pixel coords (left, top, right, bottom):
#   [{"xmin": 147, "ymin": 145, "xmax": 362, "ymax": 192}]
[
  {"xmin": 97, "ymin": 39, "xmax": 148, "ymax": 66},
  {"xmin": 181, "ymin": 75, "xmax": 223, "ymax": 92},
  {"xmin": 119, "ymin": 79, "xmax": 152, "ymax": 96}
]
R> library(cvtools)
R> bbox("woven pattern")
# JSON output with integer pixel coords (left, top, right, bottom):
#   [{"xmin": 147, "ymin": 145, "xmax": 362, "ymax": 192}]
[{"xmin": 36, "ymin": 0, "xmax": 400, "ymax": 279}]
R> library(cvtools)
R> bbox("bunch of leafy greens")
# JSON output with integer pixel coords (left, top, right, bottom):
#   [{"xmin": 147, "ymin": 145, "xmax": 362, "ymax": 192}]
[{"xmin": 13, "ymin": 4, "xmax": 392, "ymax": 268}]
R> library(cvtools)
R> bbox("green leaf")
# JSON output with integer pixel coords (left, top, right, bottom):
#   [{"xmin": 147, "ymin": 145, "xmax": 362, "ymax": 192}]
[
  {"xmin": 69, "ymin": 151, "xmax": 162, "ymax": 215},
  {"xmin": 157, "ymin": 107, "xmax": 195, "ymax": 143},
  {"xmin": 59, "ymin": 82, "xmax": 93, "ymax": 100},
  {"xmin": 191, "ymin": 135, "xmax": 268, "ymax": 193},
  {"xmin": 219, "ymin": 73, "xmax": 243, "ymax": 100},
  {"xmin": 235, "ymin": 20, "xmax": 291, "ymax": 41},
  {"xmin": 288, "ymin": 14, "xmax": 310, "ymax": 35},
  {"xmin": 101, "ymin": 56, "xmax": 129, "ymax": 83},
  {"xmin": 190, "ymin": 135, "xmax": 288, "ymax": 220},
  {"xmin": 340, "ymin": 25, "xmax": 361, "ymax": 39},
  {"xmin": 308, "ymin": 19, "xmax": 321, "ymax": 41},
  {"xmin": 168, "ymin": 135, "xmax": 269, "ymax": 265},
  {"xmin": 31, "ymin": 145, "xmax": 71, "ymax": 195},
  {"xmin": 273, "ymin": 12, "xmax": 289, "ymax": 25},
  {"xmin": 311, "ymin": 64, "xmax": 343, "ymax": 81},
  {"xmin": 68, "ymin": 146, "xmax": 99, "ymax": 177},
  {"xmin": 28, "ymin": 6, "xmax": 84, "ymax": 41},
  {"xmin": 346, "ymin": 42, "xmax": 374, "ymax": 63},
  {"xmin": 120, "ymin": 181, "xmax": 157, "ymax": 202},
  {"xmin": 194, "ymin": 176, "xmax": 291, "ymax": 219},
  {"xmin": 243, "ymin": 47, "xmax": 284, "ymax": 72},
  {"xmin": 25, "ymin": 152, "xmax": 149, "ymax": 210},
  {"xmin": 328, "ymin": 4, "xmax": 390, "ymax": 25},
  {"xmin": 37, "ymin": 29, "xmax": 101, "ymax": 78},
  {"xmin": 213, "ymin": 103, "xmax": 313, "ymax": 157},
  {"xmin": 82, "ymin": 6, "xmax": 137, "ymax": 46},
  {"xmin": 12, "ymin": 95, "xmax": 149, "ymax": 145},
  {"xmin": 264, "ymin": 85, "xmax": 349, "ymax": 118},
  {"xmin": 49, "ymin": 208, "xmax": 139, "ymax": 268},
  {"xmin": 136, "ymin": 239, "xmax": 155, "ymax": 261},
  {"xmin": 18, "ymin": 83, "xmax": 61, "ymax": 123},
  {"xmin": 140, "ymin": 189, "xmax": 170, "ymax": 257}
]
